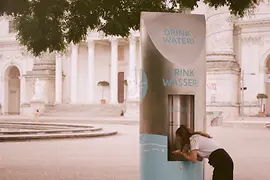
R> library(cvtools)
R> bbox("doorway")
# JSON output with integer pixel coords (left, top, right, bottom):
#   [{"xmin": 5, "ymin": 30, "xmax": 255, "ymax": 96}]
[
  {"xmin": 4, "ymin": 66, "xmax": 21, "ymax": 115},
  {"xmin": 118, "ymin": 72, "xmax": 124, "ymax": 103}
]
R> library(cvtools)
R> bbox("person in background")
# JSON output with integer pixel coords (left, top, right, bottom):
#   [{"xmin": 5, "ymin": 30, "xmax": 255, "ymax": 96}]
[
  {"xmin": 35, "ymin": 109, "xmax": 40, "ymax": 118},
  {"xmin": 172, "ymin": 125, "xmax": 234, "ymax": 180}
]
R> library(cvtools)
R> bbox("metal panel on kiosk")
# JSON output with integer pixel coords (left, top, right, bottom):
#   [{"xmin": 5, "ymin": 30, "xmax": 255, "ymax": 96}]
[
  {"xmin": 140, "ymin": 12, "xmax": 206, "ymax": 180},
  {"xmin": 168, "ymin": 95, "xmax": 195, "ymax": 161}
]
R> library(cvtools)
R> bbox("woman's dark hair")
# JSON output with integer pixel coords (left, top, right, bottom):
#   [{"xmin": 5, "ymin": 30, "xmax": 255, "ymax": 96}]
[{"xmin": 175, "ymin": 125, "xmax": 211, "ymax": 150}]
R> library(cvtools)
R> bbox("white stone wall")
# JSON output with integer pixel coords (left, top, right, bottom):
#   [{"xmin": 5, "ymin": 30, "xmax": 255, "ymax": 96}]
[
  {"xmin": 236, "ymin": 17, "xmax": 270, "ymax": 114},
  {"xmin": 240, "ymin": 41, "xmax": 261, "ymax": 101},
  {"xmin": 206, "ymin": 72, "xmax": 238, "ymax": 104},
  {"xmin": 207, "ymin": 71, "xmax": 239, "ymax": 118}
]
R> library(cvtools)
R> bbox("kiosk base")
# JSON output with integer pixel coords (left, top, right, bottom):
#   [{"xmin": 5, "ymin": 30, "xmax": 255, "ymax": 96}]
[{"xmin": 140, "ymin": 134, "xmax": 204, "ymax": 180}]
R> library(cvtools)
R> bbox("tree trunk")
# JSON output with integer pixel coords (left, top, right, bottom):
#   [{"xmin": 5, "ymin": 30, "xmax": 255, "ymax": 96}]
[
  {"xmin": 124, "ymin": 86, "xmax": 128, "ymax": 113},
  {"xmin": 125, "ymin": 86, "xmax": 128, "ymax": 101},
  {"xmin": 260, "ymin": 99, "xmax": 263, "ymax": 112},
  {"xmin": 102, "ymin": 87, "xmax": 104, "ymax": 100}
]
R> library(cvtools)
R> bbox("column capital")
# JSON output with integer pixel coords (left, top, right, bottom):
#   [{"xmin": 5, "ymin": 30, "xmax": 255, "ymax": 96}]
[
  {"xmin": 55, "ymin": 52, "xmax": 69, "ymax": 63},
  {"xmin": 129, "ymin": 36, "xmax": 137, "ymax": 45},
  {"xmin": 109, "ymin": 36, "xmax": 119, "ymax": 44},
  {"xmin": 87, "ymin": 39, "xmax": 95, "ymax": 47},
  {"xmin": 55, "ymin": 52, "xmax": 63, "ymax": 60},
  {"xmin": 87, "ymin": 35, "xmax": 95, "ymax": 42},
  {"xmin": 71, "ymin": 43, "xmax": 78, "ymax": 49},
  {"xmin": 87, "ymin": 31, "xmax": 101, "ymax": 40}
]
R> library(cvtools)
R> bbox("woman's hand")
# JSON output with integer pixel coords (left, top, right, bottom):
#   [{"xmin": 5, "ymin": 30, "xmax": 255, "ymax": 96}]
[
  {"xmin": 174, "ymin": 150, "xmax": 197, "ymax": 162},
  {"xmin": 172, "ymin": 150, "xmax": 188, "ymax": 157},
  {"xmin": 172, "ymin": 150, "xmax": 189, "ymax": 159},
  {"xmin": 197, "ymin": 155, "xmax": 203, "ymax": 161},
  {"xmin": 172, "ymin": 150, "xmax": 197, "ymax": 163},
  {"xmin": 181, "ymin": 152, "xmax": 189, "ymax": 159},
  {"xmin": 172, "ymin": 150, "xmax": 182, "ymax": 155}
]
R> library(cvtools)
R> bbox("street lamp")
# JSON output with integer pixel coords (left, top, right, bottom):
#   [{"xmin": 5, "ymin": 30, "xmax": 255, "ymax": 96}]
[{"xmin": 240, "ymin": 70, "xmax": 256, "ymax": 120}]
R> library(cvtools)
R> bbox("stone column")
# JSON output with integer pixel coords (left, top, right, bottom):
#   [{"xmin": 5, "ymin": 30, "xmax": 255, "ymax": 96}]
[
  {"xmin": 110, "ymin": 38, "xmax": 118, "ymax": 104},
  {"xmin": 87, "ymin": 39, "xmax": 95, "ymax": 104},
  {"xmin": 55, "ymin": 53, "xmax": 62, "ymax": 104},
  {"xmin": 127, "ymin": 36, "xmax": 137, "ymax": 101},
  {"xmin": 137, "ymin": 40, "xmax": 142, "ymax": 100},
  {"xmin": 0, "ymin": 77, "xmax": 3, "ymax": 114},
  {"xmin": 70, "ymin": 44, "xmax": 78, "ymax": 103}
]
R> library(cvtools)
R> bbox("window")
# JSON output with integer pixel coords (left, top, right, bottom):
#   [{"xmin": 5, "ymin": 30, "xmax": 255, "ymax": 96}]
[
  {"xmin": 118, "ymin": 46, "xmax": 124, "ymax": 61},
  {"xmin": 9, "ymin": 20, "xmax": 15, "ymax": 33}
]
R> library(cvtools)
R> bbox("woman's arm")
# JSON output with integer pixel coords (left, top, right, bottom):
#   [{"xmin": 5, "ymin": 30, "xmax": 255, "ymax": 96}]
[
  {"xmin": 172, "ymin": 150, "xmax": 201, "ymax": 163},
  {"xmin": 181, "ymin": 150, "xmax": 198, "ymax": 163}
]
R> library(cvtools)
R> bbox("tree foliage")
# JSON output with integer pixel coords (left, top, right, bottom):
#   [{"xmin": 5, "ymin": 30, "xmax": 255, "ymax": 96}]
[
  {"xmin": 257, "ymin": 93, "xmax": 268, "ymax": 99},
  {"xmin": 0, "ymin": 0, "xmax": 261, "ymax": 56}
]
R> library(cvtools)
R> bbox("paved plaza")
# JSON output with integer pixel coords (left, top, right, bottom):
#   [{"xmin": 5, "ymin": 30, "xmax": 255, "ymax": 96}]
[{"xmin": 0, "ymin": 124, "xmax": 269, "ymax": 180}]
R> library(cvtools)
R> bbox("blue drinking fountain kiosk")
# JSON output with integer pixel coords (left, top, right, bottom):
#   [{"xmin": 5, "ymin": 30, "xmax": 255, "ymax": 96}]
[{"xmin": 140, "ymin": 12, "xmax": 206, "ymax": 180}]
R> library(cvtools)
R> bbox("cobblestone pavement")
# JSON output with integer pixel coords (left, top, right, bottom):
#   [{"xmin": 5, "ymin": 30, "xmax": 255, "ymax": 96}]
[{"xmin": 0, "ymin": 124, "xmax": 269, "ymax": 180}]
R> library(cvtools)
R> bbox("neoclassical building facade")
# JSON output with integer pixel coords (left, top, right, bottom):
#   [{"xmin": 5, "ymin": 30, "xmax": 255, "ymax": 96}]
[
  {"xmin": 193, "ymin": 1, "xmax": 270, "ymax": 118},
  {"xmin": 0, "ymin": 20, "xmax": 141, "ymax": 115},
  {"xmin": 2, "ymin": 1, "xmax": 270, "ymax": 118}
]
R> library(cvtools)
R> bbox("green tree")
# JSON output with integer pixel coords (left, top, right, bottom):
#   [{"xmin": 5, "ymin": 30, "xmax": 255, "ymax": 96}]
[{"xmin": 0, "ymin": 0, "xmax": 260, "ymax": 56}]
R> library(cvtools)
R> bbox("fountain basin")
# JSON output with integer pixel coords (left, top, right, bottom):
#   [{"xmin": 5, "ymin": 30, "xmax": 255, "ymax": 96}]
[{"xmin": 0, "ymin": 121, "xmax": 118, "ymax": 141}]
